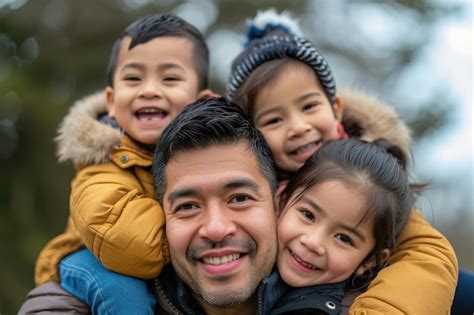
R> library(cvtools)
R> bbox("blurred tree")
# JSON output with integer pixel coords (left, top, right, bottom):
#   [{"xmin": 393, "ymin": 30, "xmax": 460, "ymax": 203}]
[{"xmin": 0, "ymin": 0, "xmax": 470, "ymax": 312}]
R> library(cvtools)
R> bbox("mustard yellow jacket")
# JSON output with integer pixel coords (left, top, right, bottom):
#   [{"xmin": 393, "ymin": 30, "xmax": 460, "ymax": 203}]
[{"xmin": 35, "ymin": 93, "xmax": 168, "ymax": 285}]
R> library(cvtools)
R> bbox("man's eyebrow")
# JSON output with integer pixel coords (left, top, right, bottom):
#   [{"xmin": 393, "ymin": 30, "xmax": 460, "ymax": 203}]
[
  {"xmin": 167, "ymin": 187, "xmax": 200, "ymax": 206},
  {"xmin": 223, "ymin": 178, "xmax": 260, "ymax": 192},
  {"xmin": 167, "ymin": 178, "xmax": 261, "ymax": 205},
  {"xmin": 301, "ymin": 196, "xmax": 366, "ymax": 242}
]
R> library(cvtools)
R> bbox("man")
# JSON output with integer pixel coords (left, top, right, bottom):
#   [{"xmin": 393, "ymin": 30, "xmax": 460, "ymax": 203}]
[{"xmin": 150, "ymin": 96, "xmax": 279, "ymax": 314}]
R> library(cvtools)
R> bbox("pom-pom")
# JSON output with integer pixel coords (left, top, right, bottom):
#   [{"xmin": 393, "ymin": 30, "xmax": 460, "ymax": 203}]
[{"xmin": 244, "ymin": 8, "xmax": 302, "ymax": 47}]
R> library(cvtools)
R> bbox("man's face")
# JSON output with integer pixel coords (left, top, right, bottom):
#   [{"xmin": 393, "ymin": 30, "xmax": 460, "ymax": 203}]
[{"xmin": 163, "ymin": 141, "xmax": 277, "ymax": 309}]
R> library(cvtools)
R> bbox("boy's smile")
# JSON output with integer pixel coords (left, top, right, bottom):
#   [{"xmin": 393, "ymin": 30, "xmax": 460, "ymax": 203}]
[{"xmin": 105, "ymin": 36, "xmax": 201, "ymax": 145}]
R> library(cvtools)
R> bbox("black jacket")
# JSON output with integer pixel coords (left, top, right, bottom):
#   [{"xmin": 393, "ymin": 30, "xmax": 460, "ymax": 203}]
[{"xmin": 152, "ymin": 265, "xmax": 345, "ymax": 314}]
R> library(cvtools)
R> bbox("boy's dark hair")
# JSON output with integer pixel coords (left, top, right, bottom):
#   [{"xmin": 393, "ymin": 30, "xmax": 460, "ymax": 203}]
[
  {"xmin": 152, "ymin": 97, "xmax": 278, "ymax": 203},
  {"xmin": 280, "ymin": 138, "xmax": 424, "ymax": 267},
  {"xmin": 107, "ymin": 14, "xmax": 209, "ymax": 90}
]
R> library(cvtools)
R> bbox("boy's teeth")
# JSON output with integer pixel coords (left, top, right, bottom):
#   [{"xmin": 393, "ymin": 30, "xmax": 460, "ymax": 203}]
[
  {"xmin": 138, "ymin": 108, "xmax": 163, "ymax": 114},
  {"xmin": 136, "ymin": 108, "xmax": 166, "ymax": 121},
  {"xmin": 202, "ymin": 253, "xmax": 240, "ymax": 265}
]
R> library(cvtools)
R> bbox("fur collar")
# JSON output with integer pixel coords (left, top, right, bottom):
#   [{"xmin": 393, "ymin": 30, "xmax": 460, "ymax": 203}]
[
  {"xmin": 340, "ymin": 88, "xmax": 412, "ymax": 164},
  {"xmin": 55, "ymin": 89, "xmax": 412, "ymax": 166},
  {"xmin": 55, "ymin": 91, "xmax": 123, "ymax": 165}
]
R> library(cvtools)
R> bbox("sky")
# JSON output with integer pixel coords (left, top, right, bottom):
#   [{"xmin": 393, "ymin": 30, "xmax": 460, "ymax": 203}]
[{"xmin": 409, "ymin": 4, "xmax": 473, "ymax": 223}]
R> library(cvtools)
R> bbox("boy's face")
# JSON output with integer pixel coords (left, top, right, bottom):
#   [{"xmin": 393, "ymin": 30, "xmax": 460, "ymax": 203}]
[
  {"xmin": 252, "ymin": 63, "xmax": 343, "ymax": 173},
  {"xmin": 105, "ymin": 36, "xmax": 204, "ymax": 145}
]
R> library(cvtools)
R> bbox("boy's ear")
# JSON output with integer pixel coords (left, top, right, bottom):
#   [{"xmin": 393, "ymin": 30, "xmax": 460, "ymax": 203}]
[
  {"xmin": 354, "ymin": 249, "xmax": 390, "ymax": 276},
  {"xmin": 333, "ymin": 95, "xmax": 344, "ymax": 122},
  {"xmin": 198, "ymin": 89, "xmax": 220, "ymax": 99},
  {"xmin": 104, "ymin": 87, "xmax": 115, "ymax": 116}
]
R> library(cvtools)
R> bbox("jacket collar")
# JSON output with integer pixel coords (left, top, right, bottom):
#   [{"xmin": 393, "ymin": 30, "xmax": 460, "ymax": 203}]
[
  {"xmin": 258, "ymin": 269, "xmax": 346, "ymax": 315},
  {"xmin": 154, "ymin": 266, "xmax": 346, "ymax": 315},
  {"xmin": 340, "ymin": 88, "xmax": 412, "ymax": 165},
  {"xmin": 55, "ymin": 91, "xmax": 123, "ymax": 165}
]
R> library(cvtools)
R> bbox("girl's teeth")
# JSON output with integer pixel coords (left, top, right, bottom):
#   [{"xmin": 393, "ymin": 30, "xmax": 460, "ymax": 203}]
[
  {"xmin": 291, "ymin": 251, "xmax": 318, "ymax": 270},
  {"xmin": 295, "ymin": 142, "xmax": 316, "ymax": 154}
]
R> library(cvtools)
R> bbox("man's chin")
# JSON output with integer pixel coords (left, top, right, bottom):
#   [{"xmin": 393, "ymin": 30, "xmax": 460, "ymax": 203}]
[{"xmin": 195, "ymin": 286, "xmax": 256, "ymax": 308}]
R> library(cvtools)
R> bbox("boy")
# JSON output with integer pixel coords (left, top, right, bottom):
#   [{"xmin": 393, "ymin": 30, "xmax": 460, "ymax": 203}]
[{"xmin": 31, "ymin": 13, "xmax": 212, "ymax": 314}]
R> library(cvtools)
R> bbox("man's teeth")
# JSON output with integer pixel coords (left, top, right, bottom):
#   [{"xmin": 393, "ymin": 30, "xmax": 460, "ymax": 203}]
[
  {"xmin": 202, "ymin": 253, "xmax": 240, "ymax": 265},
  {"xmin": 291, "ymin": 251, "xmax": 318, "ymax": 270}
]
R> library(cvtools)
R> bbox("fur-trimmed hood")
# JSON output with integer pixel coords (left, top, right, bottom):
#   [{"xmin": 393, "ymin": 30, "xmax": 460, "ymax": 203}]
[
  {"xmin": 56, "ymin": 89, "xmax": 412, "ymax": 166},
  {"xmin": 56, "ymin": 91, "xmax": 123, "ymax": 165},
  {"xmin": 340, "ymin": 88, "xmax": 412, "ymax": 164}
]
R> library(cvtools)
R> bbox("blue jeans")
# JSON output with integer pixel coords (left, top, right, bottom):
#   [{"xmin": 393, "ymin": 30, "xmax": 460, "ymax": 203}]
[
  {"xmin": 451, "ymin": 269, "xmax": 474, "ymax": 315},
  {"xmin": 59, "ymin": 248, "xmax": 156, "ymax": 315}
]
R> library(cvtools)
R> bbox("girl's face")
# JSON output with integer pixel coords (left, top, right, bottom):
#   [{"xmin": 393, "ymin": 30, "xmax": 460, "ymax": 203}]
[
  {"xmin": 253, "ymin": 63, "xmax": 343, "ymax": 173},
  {"xmin": 277, "ymin": 180, "xmax": 376, "ymax": 287}
]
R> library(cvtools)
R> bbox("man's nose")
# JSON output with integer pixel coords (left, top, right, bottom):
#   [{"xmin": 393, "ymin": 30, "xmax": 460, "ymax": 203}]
[{"xmin": 198, "ymin": 203, "xmax": 237, "ymax": 242}]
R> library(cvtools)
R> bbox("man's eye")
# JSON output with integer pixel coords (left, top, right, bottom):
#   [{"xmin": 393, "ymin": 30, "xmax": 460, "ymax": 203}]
[
  {"xmin": 175, "ymin": 203, "xmax": 198, "ymax": 212},
  {"xmin": 231, "ymin": 195, "xmax": 250, "ymax": 203},
  {"xmin": 335, "ymin": 234, "xmax": 354, "ymax": 246}
]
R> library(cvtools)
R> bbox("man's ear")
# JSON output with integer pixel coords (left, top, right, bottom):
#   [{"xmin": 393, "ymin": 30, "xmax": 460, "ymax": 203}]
[
  {"xmin": 198, "ymin": 89, "xmax": 220, "ymax": 99},
  {"xmin": 354, "ymin": 249, "xmax": 390, "ymax": 276},
  {"xmin": 104, "ymin": 87, "xmax": 115, "ymax": 116},
  {"xmin": 333, "ymin": 95, "xmax": 345, "ymax": 122},
  {"xmin": 274, "ymin": 180, "xmax": 288, "ymax": 217}
]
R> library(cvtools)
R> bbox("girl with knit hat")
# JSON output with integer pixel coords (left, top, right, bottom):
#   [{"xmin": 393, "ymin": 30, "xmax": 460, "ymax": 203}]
[{"xmin": 227, "ymin": 9, "xmax": 457, "ymax": 314}]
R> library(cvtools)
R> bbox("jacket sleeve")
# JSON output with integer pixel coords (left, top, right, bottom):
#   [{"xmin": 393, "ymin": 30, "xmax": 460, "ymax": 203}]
[
  {"xmin": 70, "ymin": 162, "xmax": 168, "ymax": 279},
  {"xmin": 18, "ymin": 281, "xmax": 90, "ymax": 315},
  {"xmin": 349, "ymin": 210, "xmax": 458, "ymax": 315}
]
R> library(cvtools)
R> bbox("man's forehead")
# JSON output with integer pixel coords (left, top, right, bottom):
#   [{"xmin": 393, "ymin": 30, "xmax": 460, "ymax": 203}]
[{"xmin": 163, "ymin": 142, "xmax": 269, "ymax": 195}]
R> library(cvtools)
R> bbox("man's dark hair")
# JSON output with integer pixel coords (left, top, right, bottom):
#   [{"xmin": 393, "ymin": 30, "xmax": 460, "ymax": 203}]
[
  {"xmin": 152, "ymin": 97, "xmax": 277, "ymax": 203},
  {"xmin": 106, "ymin": 14, "xmax": 209, "ymax": 90}
]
